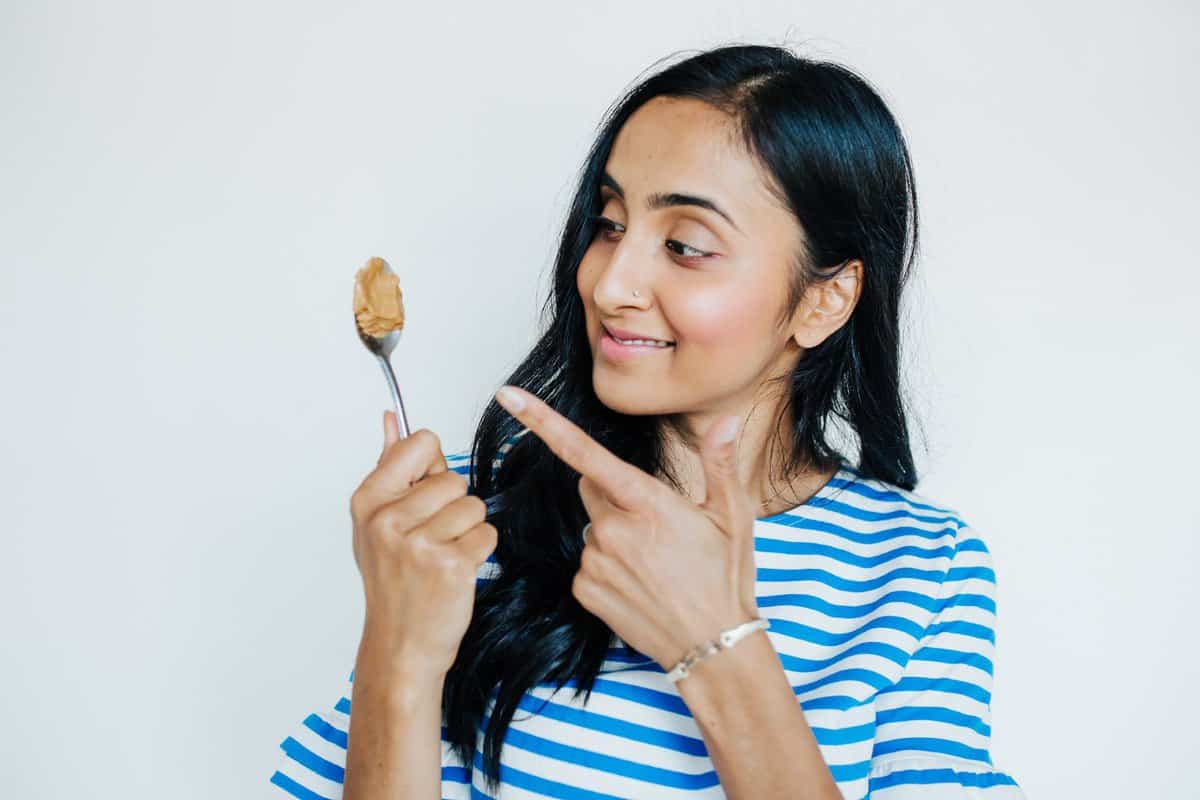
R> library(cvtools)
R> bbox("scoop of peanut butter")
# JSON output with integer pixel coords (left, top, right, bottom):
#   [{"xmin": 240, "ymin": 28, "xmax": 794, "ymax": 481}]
[{"xmin": 353, "ymin": 257, "xmax": 405, "ymax": 337}]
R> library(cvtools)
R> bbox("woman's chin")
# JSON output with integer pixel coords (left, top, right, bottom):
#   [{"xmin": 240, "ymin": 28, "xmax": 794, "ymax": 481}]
[{"xmin": 592, "ymin": 373, "xmax": 670, "ymax": 416}]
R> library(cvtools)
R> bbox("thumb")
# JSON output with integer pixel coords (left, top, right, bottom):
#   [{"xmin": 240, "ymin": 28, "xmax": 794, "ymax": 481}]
[
  {"xmin": 699, "ymin": 414, "xmax": 745, "ymax": 523},
  {"xmin": 380, "ymin": 410, "xmax": 400, "ymax": 459}
]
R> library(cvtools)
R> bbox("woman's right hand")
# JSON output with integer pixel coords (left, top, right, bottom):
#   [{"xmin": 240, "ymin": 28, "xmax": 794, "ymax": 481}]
[{"xmin": 349, "ymin": 410, "xmax": 498, "ymax": 679}]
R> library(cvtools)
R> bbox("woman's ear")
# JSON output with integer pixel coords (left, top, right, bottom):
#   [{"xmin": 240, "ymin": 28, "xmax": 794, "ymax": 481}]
[{"xmin": 790, "ymin": 260, "xmax": 864, "ymax": 349}]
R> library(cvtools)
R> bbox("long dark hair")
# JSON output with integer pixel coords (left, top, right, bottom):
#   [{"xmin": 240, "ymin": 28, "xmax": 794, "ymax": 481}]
[{"xmin": 442, "ymin": 43, "xmax": 922, "ymax": 791}]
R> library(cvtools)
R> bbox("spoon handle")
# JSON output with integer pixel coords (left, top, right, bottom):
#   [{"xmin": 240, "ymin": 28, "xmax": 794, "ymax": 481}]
[{"xmin": 375, "ymin": 353, "xmax": 411, "ymax": 439}]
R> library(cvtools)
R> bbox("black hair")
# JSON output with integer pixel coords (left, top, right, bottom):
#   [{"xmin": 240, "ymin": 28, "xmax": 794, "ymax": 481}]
[{"xmin": 441, "ymin": 42, "xmax": 922, "ymax": 792}]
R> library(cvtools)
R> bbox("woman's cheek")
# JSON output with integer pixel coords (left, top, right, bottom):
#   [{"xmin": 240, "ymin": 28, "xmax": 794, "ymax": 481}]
[
  {"xmin": 671, "ymin": 286, "xmax": 762, "ymax": 352},
  {"xmin": 576, "ymin": 256, "xmax": 598, "ymax": 333},
  {"xmin": 576, "ymin": 254, "xmax": 592, "ymax": 299}
]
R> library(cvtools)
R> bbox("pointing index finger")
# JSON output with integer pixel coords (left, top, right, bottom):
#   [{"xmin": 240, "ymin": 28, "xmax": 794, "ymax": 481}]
[{"xmin": 494, "ymin": 385, "xmax": 646, "ymax": 510}]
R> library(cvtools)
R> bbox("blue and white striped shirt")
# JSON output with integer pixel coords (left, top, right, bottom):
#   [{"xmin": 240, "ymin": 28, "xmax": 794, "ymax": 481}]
[{"xmin": 270, "ymin": 446, "xmax": 1025, "ymax": 799}]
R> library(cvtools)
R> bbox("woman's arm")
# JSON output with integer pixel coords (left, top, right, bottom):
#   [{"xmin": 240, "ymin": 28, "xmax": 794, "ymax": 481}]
[
  {"xmin": 343, "ymin": 624, "xmax": 446, "ymax": 800},
  {"xmin": 676, "ymin": 630, "xmax": 844, "ymax": 800}
]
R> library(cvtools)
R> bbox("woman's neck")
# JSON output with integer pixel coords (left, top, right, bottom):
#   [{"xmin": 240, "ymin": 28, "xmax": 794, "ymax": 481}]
[{"xmin": 655, "ymin": 388, "xmax": 835, "ymax": 518}]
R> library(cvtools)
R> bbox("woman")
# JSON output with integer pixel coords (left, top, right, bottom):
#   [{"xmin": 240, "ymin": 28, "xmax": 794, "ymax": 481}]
[{"xmin": 270, "ymin": 44, "xmax": 1026, "ymax": 799}]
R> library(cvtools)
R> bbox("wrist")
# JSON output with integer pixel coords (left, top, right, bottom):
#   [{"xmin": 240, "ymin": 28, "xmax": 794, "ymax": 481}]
[
  {"xmin": 665, "ymin": 616, "xmax": 770, "ymax": 684},
  {"xmin": 357, "ymin": 625, "xmax": 448, "ymax": 690},
  {"xmin": 357, "ymin": 646, "xmax": 446, "ymax": 715},
  {"xmin": 674, "ymin": 626, "xmax": 775, "ymax": 706}
]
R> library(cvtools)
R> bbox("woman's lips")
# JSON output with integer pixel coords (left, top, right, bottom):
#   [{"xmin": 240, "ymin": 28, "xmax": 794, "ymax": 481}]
[{"xmin": 599, "ymin": 326, "xmax": 675, "ymax": 361}]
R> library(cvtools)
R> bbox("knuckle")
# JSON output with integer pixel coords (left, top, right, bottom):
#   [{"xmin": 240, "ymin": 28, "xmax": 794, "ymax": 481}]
[
  {"xmin": 435, "ymin": 468, "xmax": 467, "ymax": 495},
  {"xmin": 359, "ymin": 503, "xmax": 382, "ymax": 531},
  {"xmin": 571, "ymin": 571, "xmax": 591, "ymax": 602},
  {"xmin": 467, "ymin": 494, "xmax": 487, "ymax": 520},
  {"xmin": 448, "ymin": 494, "xmax": 475, "ymax": 520},
  {"xmin": 403, "ymin": 529, "xmax": 436, "ymax": 562},
  {"xmin": 579, "ymin": 544, "xmax": 602, "ymax": 576},
  {"xmin": 435, "ymin": 553, "xmax": 467, "ymax": 582},
  {"xmin": 415, "ymin": 427, "xmax": 442, "ymax": 452},
  {"xmin": 368, "ymin": 506, "xmax": 400, "ymax": 540},
  {"xmin": 588, "ymin": 520, "xmax": 612, "ymax": 549}
]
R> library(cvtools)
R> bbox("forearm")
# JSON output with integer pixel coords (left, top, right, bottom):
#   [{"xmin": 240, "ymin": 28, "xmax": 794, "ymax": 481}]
[
  {"xmin": 676, "ymin": 631, "xmax": 843, "ymax": 800},
  {"xmin": 343, "ymin": 625, "xmax": 444, "ymax": 800}
]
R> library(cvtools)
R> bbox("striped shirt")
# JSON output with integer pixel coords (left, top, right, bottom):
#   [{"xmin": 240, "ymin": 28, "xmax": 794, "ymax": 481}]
[{"xmin": 270, "ymin": 445, "xmax": 1026, "ymax": 799}]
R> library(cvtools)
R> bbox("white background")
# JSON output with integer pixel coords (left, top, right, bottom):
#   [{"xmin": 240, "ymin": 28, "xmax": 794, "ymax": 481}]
[{"xmin": 2, "ymin": 1, "xmax": 1196, "ymax": 797}]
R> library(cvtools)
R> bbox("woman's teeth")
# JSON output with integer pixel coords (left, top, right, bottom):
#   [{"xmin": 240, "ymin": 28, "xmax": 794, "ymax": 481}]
[{"xmin": 612, "ymin": 335, "xmax": 672, "ymax": 347}]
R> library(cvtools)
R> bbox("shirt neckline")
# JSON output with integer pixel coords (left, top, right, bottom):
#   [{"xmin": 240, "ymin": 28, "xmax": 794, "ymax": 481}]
[{"xmin": 754, "ymin": 460, "xmax": 856, "ymax": 521}]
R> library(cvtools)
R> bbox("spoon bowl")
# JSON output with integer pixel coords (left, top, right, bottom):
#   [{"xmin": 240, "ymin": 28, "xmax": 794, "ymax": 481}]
[{"xmin": 353, "ymin": 261, "xmax": 411, "ymax": 439}]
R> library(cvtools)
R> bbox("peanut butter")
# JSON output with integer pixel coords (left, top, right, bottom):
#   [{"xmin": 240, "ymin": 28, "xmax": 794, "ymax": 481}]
[{"xmin": 353, "ymin": 256, "xmax": 405, "ymax": 337}]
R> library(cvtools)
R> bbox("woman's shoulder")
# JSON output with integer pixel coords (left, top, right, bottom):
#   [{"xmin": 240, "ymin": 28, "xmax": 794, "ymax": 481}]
[
  {"xmin": 763, "ymin": 461, "xmax": 1004, "ymax": 615},
  {"xmin": 840, "ymin": 468, "xmax": 1006, "ymax": 629},
  {"xmin": 827, "ymin": 462, "xmax": 997, "ymax": 555}
]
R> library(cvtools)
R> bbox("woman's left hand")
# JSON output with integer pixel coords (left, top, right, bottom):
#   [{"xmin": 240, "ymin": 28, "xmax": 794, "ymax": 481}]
[{"xmin": 493, "ymin": 385, "xmax": 762, "ymax": 673}]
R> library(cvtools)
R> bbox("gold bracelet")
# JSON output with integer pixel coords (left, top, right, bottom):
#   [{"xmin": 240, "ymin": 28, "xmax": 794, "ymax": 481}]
[{"xmin": 666, "ymin": 618, "xmax": 770, "ymax": 684}]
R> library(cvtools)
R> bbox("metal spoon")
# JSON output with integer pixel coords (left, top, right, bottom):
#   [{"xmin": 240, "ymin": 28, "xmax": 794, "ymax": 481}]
[{"xmin": 353, "ymin": 265, "xmax": 411, "ymax": 439}]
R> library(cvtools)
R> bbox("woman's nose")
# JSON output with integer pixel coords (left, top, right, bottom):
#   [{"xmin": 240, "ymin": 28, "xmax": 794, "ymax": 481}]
[{"xmin": 591, "ymin": 238, "xmax": 653, "ymax": 312}]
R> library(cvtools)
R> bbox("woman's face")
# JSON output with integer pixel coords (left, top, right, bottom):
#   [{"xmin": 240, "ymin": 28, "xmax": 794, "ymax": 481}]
[{"xmin": 577, "ymin": 96, "xmax": 807, "ymax": 419}]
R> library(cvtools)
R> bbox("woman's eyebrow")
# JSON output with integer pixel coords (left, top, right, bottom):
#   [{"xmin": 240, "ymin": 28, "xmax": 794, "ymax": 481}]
[{"xmin": 601, "ymin": 171, "xmax": 741, "ymax": 234}]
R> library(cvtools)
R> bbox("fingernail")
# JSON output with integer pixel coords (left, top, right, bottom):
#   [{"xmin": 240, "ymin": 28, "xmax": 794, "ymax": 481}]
[{"xmin": 495, "ymin": 385, "xmax": 526, "ymax": 413}]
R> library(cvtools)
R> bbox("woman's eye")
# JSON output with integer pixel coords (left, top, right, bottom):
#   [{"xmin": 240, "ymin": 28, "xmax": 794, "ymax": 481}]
[
  {"xmin": 587, "ymin": 214, "xmax": 707, "ymax": 259},
  {"xmin": 588, "ymin": 214, "xmax": 624, "ymax": 241},
  {"xmin": 666, "ymin": 240, "xmax": 706, "ymax": 258}
]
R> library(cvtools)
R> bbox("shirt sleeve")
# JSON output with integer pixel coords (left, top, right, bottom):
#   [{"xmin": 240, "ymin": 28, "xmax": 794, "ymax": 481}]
[
  {"xmin": 866, "ymin": 522, "xmax": 1027, "ymax": 799},
  {"xmin": 267, "ymin": 448, "xmax": 501, "ymax": 799},
  {"xmin": 266, "ymin": 667, "xmax": 475, "ymax": 800}
]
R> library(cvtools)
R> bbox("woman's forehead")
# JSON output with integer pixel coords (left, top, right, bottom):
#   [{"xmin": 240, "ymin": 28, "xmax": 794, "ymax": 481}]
[{"xmin": 605, "ymin": 97, "xmax": 782, "ymax": 223}]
